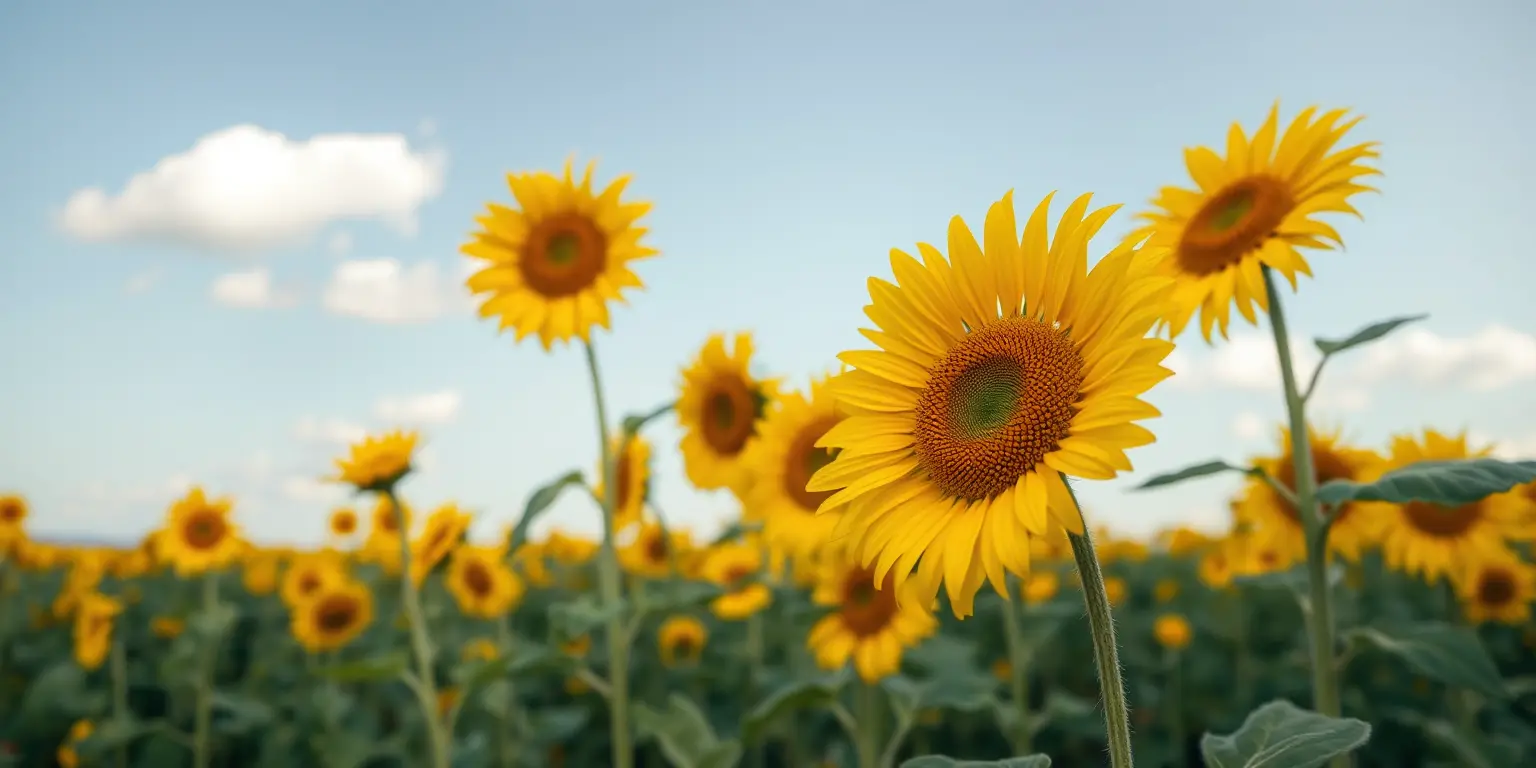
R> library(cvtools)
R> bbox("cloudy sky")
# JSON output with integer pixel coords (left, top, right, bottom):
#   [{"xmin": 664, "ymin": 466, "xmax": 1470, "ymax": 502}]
[{"xmin": 2, "ymin": 0, "xmax": 1532, "ymax": 546}]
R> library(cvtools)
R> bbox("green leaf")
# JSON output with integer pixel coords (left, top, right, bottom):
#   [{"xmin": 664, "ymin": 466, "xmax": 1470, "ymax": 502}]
[
  {"xmin": 527, "ymin": 706, "xmax": 590, "ymax": 743},
  {"xmin": 73, "ymin": 717, "xmax": 160, "ymax": 758},
  {"xmin": 16, "ymin": 662, "xmax": 90, "ymax": 724},
  {"xmin": 1389, "ymin": 710, "xmax": 1522, "ymax": 768},
  {"xmin": 315, "ymin": 651, "xmax": 411, "ymax": 682},
  {"xmin": 1313, "ymin": 314, "xmax": 1427, "ymax": 356},
  {"xmin": 1317, "ymin": 458, "xmax": 1536, "ymax": 507},
  {"xmin": 506, "ymin": 469, "xmax": 584, "ymax": 554},
  {"xmin": 634, "ymin": 693, "xmax": 742, "ymax": 768},
  {"xmin": 1233, "ymin": 564, "xmax": 1344, "ymax": 594},
  {"xmin": 621, "ymin": 401, "xmax": 675, "ymax": 436},
  {"xmin": 650, "ymin": 580, "xmax": 725, "ymax": 613},
  {"xmin": 917, "ymin": 672, "xmax": 999, "ymax": 713},
  {"xmin": 548, "ymin": 594, "xmax": 626, "ymax": 645},
  {"xmin": 1013, "ymin": 602, "xmax": 1077, "ymax": 657},
  {"xmin": 1135, "ymin": 460, "xmax": 1242, "ymax": 490},
  {"xmin": 187, "ymin": 601, "xmax": 239, "ymax": 642},
  {"xmin": 742, "ymin": 670, "xmax": 850, "ymax": 745},
  {"xmin": 900, "ymin": 756, "xmax": 1052, "ymax": 768},
  {"xmin": 1200, "ymin": 699, "xmax": 1371, "ymax": 768},
  {"xmin": 1344, "ymin": 623, "xmax": 1509, "ymax": 700},
  {"xmin": 211, "ymin": 691, "xmax": 275, "ymax": 736},
  {"xmin": 709, "ymin": 521, "xmax": 751, "ymax": 546}
]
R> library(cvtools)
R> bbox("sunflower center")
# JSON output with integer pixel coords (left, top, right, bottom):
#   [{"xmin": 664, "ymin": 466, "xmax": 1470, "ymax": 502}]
[
  {"xmin": 519, "ymin": 213, "xmax": 608, "ymax": 298},
  {"xmin": 1477, "ymin": 569, "xmax": 1516, "ymax": 606},
  {"xmin": 838, "ymin": 568, "xmax": 898, "ymax": 637},
  {"xmin": 182, "ymin": 512, "xmax": 228, "ymax": 550},
  {"xmin": 671, "ymin": 636, "xmax": 697, "ymax": 659},
  {"xmin": 1276, "ymin": 447, "xmax": 1358, "ymax": 524},
  {"xmin": 723, "ymin": 564, "xmax": 752, "ymax": 586},
  {"xmin": 332, "ymin": 513, "xmax": 356, "ymax": 534},
  {"xmin": 316, "ymin": 595, "xmax": 359, "ymax": 633},
  {"xmin": 1178, "ymin": 175, "xmax": 1296, "ymax": 276},
  {"xmin": 785, "ymin": 415, "xmax": 842, "ymax": 511},
  {"xmin": 615, "ymin": 447, "xmax": 636, "ymax": 511},
  {"xmin": 298, "ymin": 572, "xmax": 321, "ymax": 595},
  {"xmin": 701, "ymin": 375, "xmax": 759, "ymax": 457},
  {"xmin": 912, "ymin": 316, "xmax": 1084, "ymax": 501},
  {"xmin": 644, "ymin": 532, "xmax": 669, "ymax": 564},
  {"xmin": 1402, "ymin": 500, "xmax": 1482, "ymax": 538},
  {"xmin": 463, "ymin": 561, "xmax": 495, "ymax": 598},
  {"xmin": 0, "ymin": 501, "xmax": 21, "ymax": 522}
]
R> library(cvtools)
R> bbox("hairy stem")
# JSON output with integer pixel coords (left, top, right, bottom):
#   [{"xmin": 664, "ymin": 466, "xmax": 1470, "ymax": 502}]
[{"xmin": 1065, "ymin": 486, "xmax": 1134, "ymax": 768}]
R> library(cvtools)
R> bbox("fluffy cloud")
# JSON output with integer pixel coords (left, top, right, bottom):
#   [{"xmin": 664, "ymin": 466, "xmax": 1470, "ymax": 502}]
[
  {"xmin": 322, "ymin": 258, "xmax": 470, "ymax": 323},
  {"xmin": 1231, "ymin": 411, "xmax": 1267, "ymax": 441},
  {"xmin": 210, "ymin": 268, "xmax": 297, "ymax": 309},
  {"xmin": 375, "ymin": 390, "xmax": 462, "ymax": 425},
  {"xmin": 293, "ymin": 416, "xmax": 368, "ymax": 445},
  {"xmin": 327, "ymin": 231, "xmax": 354, "ymax": 256},
  {"xmin": 58, "ymin": 125, "xmax": 445, "ymax": 251}
]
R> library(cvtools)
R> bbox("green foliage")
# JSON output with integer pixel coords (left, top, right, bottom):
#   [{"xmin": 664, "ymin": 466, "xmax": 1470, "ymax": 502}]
[
  {"xmin": 1317, "ymin": 458, "xmax": 1536, "ymax": 506},
  {"xmin": 1200, "ymin": 699, "xmax": 1371, "ymax": 768},
  {"xmin": 901, "ymin": 756, "xmax": 1052, "ymax": 767},
  {"xmin": 1134, "ymin": 460, "xmax": 1243, "ymax": 490},
  {"xmin": 1344, "ymin": 622, "xmax": 1509, "ymax": 700},
  {"xmin": 1313, "ymin": 314, "xmax": 1427, "ymax": 356},
  {"xmin": 634, "ymin": 693, "xmax": 743, "ymax": 768},
  {"xmin": 742, "ymin": 669, "xmax": 849, "ymax": 744},
  {"xmin": 505, "ymin": 469, "xmax": 585, "ymax": 553}
]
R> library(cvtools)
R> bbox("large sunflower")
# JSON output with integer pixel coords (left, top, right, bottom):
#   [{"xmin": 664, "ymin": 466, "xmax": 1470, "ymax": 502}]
[
  {"xmin": 280, "ymin": 551, "xmax": 347, "ymax": 608},
  {"xmin": 331, "ymin": 430, "xmax": 418, "ymax": 493},
  {"xmin": 157, "ymin": 487, "xmax": 244, "ymax": 577},
  {"xmin": 291, "ymin": 578, "xmax": 375, "ymax": 653},
  {"xmin": 1371, "ymin": 429, "xmax": 1528, "ymax": 582},
  {"xmin": 806, "ymin": 550, "xmax": 938, "ymax": 683},
  {"xmin": 594, "ymin": 434, "xmax": 651, "ymax": 532},
  {"xmin": 462, "ymin": 158, "xmax": 658, "ymax": 349},
  {"xmin": 446, "ymin": 544, "xmax": 525, "ymax": 619},
  {"xmin": 744, "ymin": 374, "xmax": 847, "ymax": 560},
  {"xmin": 1126, "ymin": 104, "xmax": 1380, "ymax": 341},
  {"xmin": 1236, "ymin": 424, "xmax": 1386, "ymax": 562},
  {"xmin": 1452, "ymin": 550, "xmax": 1536, "ymax": 625},
  {"xmin": 677, "ymin": 332, "xmax": 779, "ymax": 493},
  {"xmin": 807, "ymin": 190, "xmax": 1174, "ymax": 617}
]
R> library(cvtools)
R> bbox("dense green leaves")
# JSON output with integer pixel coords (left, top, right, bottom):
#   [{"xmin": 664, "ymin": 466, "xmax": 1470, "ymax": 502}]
[
  {"xmin": 1135, "ymin": 460, "xmax": 1242, "ymax": 490},
  {"xmin": 634, "ymin": 693, "xmax": 743, "ymax": 768},
  {"xmin": 742, "ymin": 670, "xmax": 850, "ymax": 744},
  {"xmin": 1313, "ymin": 314, "xmax": 1427, "ymax": 356},
  {"xmin": 1200, "ymin": 699, "xmax": 1371, "ymax": 768},
  {"xmin": 506, "ymin": 469, "xmax": 585, "ymax": 553},
  {"xmin": 1317, "ymin": 458, "xmax": 1536, "ymax": 506},
  {"xmin": 314, "ymin": 651, "xmax": 410, "ymax": 682},
  {"xmin": 901, "ymin": 755, "xmax": 1052, "ymax": 768},
  {"xmin": 548, "ymin": 594, "xmax": 626, "ymax": 644},
  {"xmin": 1344, "ymin": 623, "xmax": 1509, "ymax": 700}
]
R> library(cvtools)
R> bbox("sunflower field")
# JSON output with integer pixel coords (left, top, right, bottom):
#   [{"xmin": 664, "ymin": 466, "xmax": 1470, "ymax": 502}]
[{"xmin": 3, "ymin": 104, "xmax": 1536, "ymax": 768}]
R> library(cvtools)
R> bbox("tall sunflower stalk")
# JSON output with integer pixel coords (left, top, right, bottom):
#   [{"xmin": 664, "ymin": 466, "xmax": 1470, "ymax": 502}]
[
  {"xmin": 382, "ymin": 488, "xmax": 452, "ymax": 768},
  {"xmin": 190, "ymin": 574, "xmax": 220, "ymax": 768}
]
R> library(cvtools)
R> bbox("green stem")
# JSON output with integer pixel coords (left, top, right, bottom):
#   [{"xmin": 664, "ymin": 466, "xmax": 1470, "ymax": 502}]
[
  {"xmin": 1165, "ymin": 648, "xmax": 1185, "ymax": 762},
  {"xmin": 1064, "ymin": 491, "xmax": 1134, "ymax": 768},
  {"xmin": 1001, "ymin": 574, "xmax": 1033, "ymax": 755},
  {"xmin": 191, "ymin": 574, "xmax": 218, "ymax": 768},
  {"xmin": 745, "ymin": 611, "xmax": 765, "ymax": 768},
  {"xmin": 1231, "ymin": 590, "xmax": 1253, "ymax": 710},
  {"xmin": 110, "ymin": 639, "xmax": 129, "ymax": 768},
  {"xmin": 583, "ymin": 339, "xmax": 635, "ymax": 768},
  {"xmin": 495, "ymin": 620, "xmax": 518, "ymax": 768},
  {"xmin": 854, "ymin": 682, "xmax": 882, "ymax": 768},
  {"xmin": 1261, "ymin": 266, "xmax": 1344, "ymax": 734},
  {"xmin": 384, "ymin": 489, "xmax": 451, "ymax": 768}
]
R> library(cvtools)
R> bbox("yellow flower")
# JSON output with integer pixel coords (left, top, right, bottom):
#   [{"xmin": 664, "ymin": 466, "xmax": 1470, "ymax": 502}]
[
  {"xmin": 1158, "ymin": 527, "xmax": 1214, "ymax": 558},
  {"xmin": 594, "ymin": 434, "xmax": 651, "ymax": 532},
  {"xmin": 809, "ymin": 190, "xmax": 1174, "ymax": 618},
  {"xmin": 53, "ymin": 558, "xmax": 106, "ymax": 619},
  {"xmin": 157, "ymin": 487, "xmax": 244, "ymax": 576},
  {"xmin": 658, "ymin": 616, "xmax": 707, "ymax": 667},
  {"xmin": 0, "ymin": 493, "xmax": 28, "ymax": 551},
  {"xmin": 1154, "ymin": 579, "xmax": 1180, "ymax": 604},
  {"xmin": 1126, "ymin": 104, "xmax": 1380, "ymax": 341},
  {"xmin": 1103, "ymin": 576, "xmax": 1129, "ymax": 607},
  {"xmin": 151, "ymin": 616, "xmax": 184, "ymax": 639},
  {"xmin": 331, "ymin": 430, "xmax": 418, "ymax": 493},
  {"xmin": 744, "ymin": 374, "xmax": 849, "ymax": 561},
  {"xmin": 462, "ymin": 638, "xmax": 501, "ymax": 662},
  {"xmin": 58, "ymin": 719, "xmax": 93, "ymax": 768},
  {"xmin": 1198, "ymin": 541, "xmax": 1237, "ymax": 590},
  {"xmin": 991, "ymin": 658, "xmax": 1013, "ymax": 683},
  {"xmin": 291, "ymin": 579, "xmax": 374, "ymax": 653},
  {"xmin": 72, "ymin": 592, "xmax": 121, "ymax": 671},
  {"xmin": 1153, "ymin": 613, "xmax": 1193, "ymax": 650},
  {"xmin": 1232, "ymin": 532, "xmax": 1296, "ymax": 577},
  {"xmin": 1023, "ymin": 571, "xmax": 1059, "ymax": 604},
  {"xmin": 280, "ymin": 552, "xmax": 347, "ymax": 608},
  {"xmin": 329, "ymin": 507, "xmax": 360, "ymax": 538},
  {"xmin": 1452, "ymin": 551, "xmax": 1535, "ymax": 625},
  {"xmin": 806, "ymin": 550, "xmax": 938, "ymax": 683},
  {"xmin": 1370, "ymin": 429, "xmax": 1528, "ymax": 582},
  {"xmin": 242, "ymin": 552, "xmax": 281, "ymax": 596},
  {"xmin": 701, "ymin": 543, "xmax": 772, "ymax": 620},
  {"xmin": 1236, "ymin": 425, "xmax": 1386, "ymax": 562},
  {"xmin": 437, "ymin": 687, "xmax": 460, "ymax": 718},
  {"xmin": 446, "ymin": 545, "xmax": 525, "ymax": 619},
  {"xmin": 410, "ymin": 503, "xmax": 473, "ymax": 584},
  {"xmin": 676, "ymin": 332, "xmax": 779, "ymax": 493},
  {"xmin": 561, "ymin": 635, "xmax": 592, "ymax": 658},
  {"xmin": 618, "ymin": 522, "xmax": 690, "ymax": 579},
  {"xmin": 462, "ymin": 158, "xmax": 658, "ymax": 350},
  {"xmin": 544, "ymin": 530, "xmax": 599, "ymax": 564}
]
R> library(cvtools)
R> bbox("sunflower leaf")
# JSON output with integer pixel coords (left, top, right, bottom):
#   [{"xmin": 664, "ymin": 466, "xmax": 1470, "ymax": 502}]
[
  {"xmin": 1200, "ymin": 699, "xmax": 1370, "ymax": 768},
  {"xmin": 620, "ymin": 401, "xmax": 675, "ymax": 437},
  {"xmin": 1313, "ymin": 314, "xmax": 1428, "ymax": 356},
  {"xmin": 507, "ymin": 469, "xmax": 584, "ymax": 553},
  {"xmin": 315, "ymin": 651, "xmax": 411, "ymax": 683},
  {"xmin": 742, "ymin": 669, "xmax": 851, "ymax": 745},
  {"xmin": 548, "ymin": 595, "xmax": 626, "ymax": 646},
  {"xmin": 1135, "ymin": 460, "xmax": 1243, "ymax": 490},
  {"xmin": 634, "ymin": 693, "xmax": 741, "ymax": 768},
  {"xmin": 900, "ymin": 756, "xmax": 1052, "ymax": 768},
  {"xmin": 1316, "ymin": 458, "xmax": 1536, "ymax": 506},
  {"xmin": 1343, "ymin": 623, "xmax": 1509, "ymax": 700}
]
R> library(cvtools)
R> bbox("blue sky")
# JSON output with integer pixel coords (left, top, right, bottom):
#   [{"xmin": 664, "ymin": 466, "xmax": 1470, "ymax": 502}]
[{"xmin": 2, "ymin": 0, "xmax": 1533, "ymax": 546}]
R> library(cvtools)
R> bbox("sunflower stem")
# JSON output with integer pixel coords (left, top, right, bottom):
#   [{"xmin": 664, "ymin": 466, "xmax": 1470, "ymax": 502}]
[
  {"xmin": 383, "ymin": 488, "xmax": 451, "ymax": 768},
  {"xmin": 582, "ymin": 339, "xmax": 636, "ymax": 768},
  {"xmin": 1260, "ymin": 266, "xmax": 1345, "ymax": 737},
  {"xmin": 1164, "ymin": 647, "xmax": 1186, "ymax": 763},
  {"xmin": 190, "ymin": 574, "xmax": 219, "ymax": 768},
  {"xmin": 1001, "ymin": 574, "xmax": 1034, "ymax": 755},
  {"xmin": 1064, "ymin": 505, "xmax": 1135, "ymax": 768},
  {"xmin": 495, "ymin": 619, "xmax": 518, "ymax": 768},
  {"xmin": 110, "ymin": 638, "xmax": 129, "ymax": 768},
  {"xmin": 854, "ymin": 681, "xmax": 882, "ymax": 768}
]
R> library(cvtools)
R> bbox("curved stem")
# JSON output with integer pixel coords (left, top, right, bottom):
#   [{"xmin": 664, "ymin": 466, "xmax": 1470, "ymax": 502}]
[
  {"xmin": 1064, "ymin": 486, "xmax": 1134, "ymax": 768},
  {"xmin": 1261, "ymin": 267, "xmax": 1343, "ymax": 732},
  {"xmin": 583, "ymin": 339, "xmax": 635, "ymax": 768},
  {"xmin": 1000, "ymin": 574, "xmax": 1034, "ymax": 755},
  {"xmin": 384, "ymin": 489, "xmax": 451, "ymax": 768}
]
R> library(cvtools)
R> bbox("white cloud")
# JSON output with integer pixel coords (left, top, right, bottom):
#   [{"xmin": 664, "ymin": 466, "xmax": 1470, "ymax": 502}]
[
  {"xmin": 293, "ymin": 416, "xmax": 368, "ymax": 445},
  {"xmin": 327, "ymin": 231, "xmax": 354, "ymax": 256},
  {"xmin": 375, "ymin": 390, "xmax": 462, "ymax": 425},
  {"xmin": 1232, "ymin": 411, "xmax": 1267, "ymax": 441},
  {"xmin": 58, "ymin": 124, "xmax": 445, "ymax": 252},
  {"xmin": 281, "ymin": 475, "xmax": 348, "ymax": 504},
  {"xmin": 322, "ymin": 258, "xmax": 468, "ymax": 323},
  {"xmin": 124, "ymin": 268, "xmax": 160, "ymax": 294},
  {"xmin": 1472, "ymin": 431, "xmax": 1536, "ymax": 461},
  {"xmin": 210, "ymin": 267, "xmax": 296, "ymax": 309}
]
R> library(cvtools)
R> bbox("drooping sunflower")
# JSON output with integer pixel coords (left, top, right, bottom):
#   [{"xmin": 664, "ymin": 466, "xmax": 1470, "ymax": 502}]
[
  {"xmin": 700, "ymin": 542, "xmax": 772, "ymax": 620},
  {"xmin": 594, "ymin": 433, "xmax": 651, "ymax": 532},
  {"xmin": 462, "ymin": 158, "xmax": 658, "ymax": 349},
  {"xmin": 280, "ymin": 551, "xmax": 347, "ymax": 608},
  {"xmin": 291, "ymin": 579, "xmax": 375, "ymax": 653},
  {"xmin": 619, "ymin": 521, "xmax": 691, "ymax": 579},
  {"xmin": 658, "ymin": 616, "xmax": 708, "ymax": 667},
  {"xmin": 410, "ymin": 503, "xmax": 473, "ymax": 584},
  {"xmin": 331, "ymin": 430, "xmax": 418, "ymax": 493},
  {"xmin": 1452, "ymin": 551, "xmax": 1536, "ymax": 625},
  {"xmin": 1371, "ymin": 429, "xmax": 1528, "ymax": 582},
  {"xmin": 744, "ymin": 374, "xmax": 848, "ymax": 560},
  {"xmin": 72, "ymin": 592, "xmax": 120, "ymax": 671},
  {"xmin": 328, "ymin": 507, "xmax": 360, "ymax": 539},
  {"xmin": 677, "ymin": 332, "xmax": 780, "ymax": 493},
  {"xmin": 1125, "ymin": 104, "xmax": 1381, "ymax": 341},
  {"xmin": 806, "ymin": 550, "xmax": 938, "ymax": 683},
  {"xmin": 0, "ymin": 493, "xmax": 28, "ymax": 551},
  {"xmin": 446, "ymin": 544, "xmax": 526, "ymax": 619},
  {"xmin": 157, "ymin": 487, "xmax": 244, "ymax": 577},
  {"xmin": 1236, "ymin": 424, "xmax": 1387, "ymax": 562},
  {"xmin": 807, "ymin": 190, "xmax": 1175, "ymax": 617}
]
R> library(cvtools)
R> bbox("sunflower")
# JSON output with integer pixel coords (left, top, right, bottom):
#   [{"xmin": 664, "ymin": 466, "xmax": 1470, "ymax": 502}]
[
  {"xmin": 1452, "ymin": 551, "xmax": 1536, "ymax": 625},
  {"xmin": 1197, "ymin": 541, "xmax": 1236, "ymax": 590},
  {"xmin": 1236, "ymin": 424, "xmax": 1386, "ymax": 562},
  {"xmin": 58, "ymin": 719, "xmax": 93, "ymax": 768},
  {"xmin": 157, "ymin": 487, "xmax": 243, "ymax": 577},
  {"xmin": 743, "ymin": 374, "xmax": 849, "ymax": 560},
  {"xmin": 806, "ymin": 551, "xmax": 938, "ymax": 683},
  {"xmin": 1153, "ymin": 613, "xmax": 1193, "ymax": 650},
  {"xmin": 360, "ymin": 496, "xmax": 413, "ymax": 575},
  {"xmin": 658, "ymin": 616, "xmax": 708, "ymax": 667},
  {"xmin": 594, "ymin": 434, "xmax": 651, "ymax": 532},
  {"xmin": 331, "ymin": 430, "xmax": 418, "ymax": 493},
  {"xmin": 1371, "ymin": 429, "xmax": 1528, "ymax": 582},
  {"xmin": 0, "ymin": 493, "xmax": 28, "ymax": 550},
  {"xmin": 1023, "ymin": 571, "xmax": 1060, "ymax": 604},
  {"xmin": 410, "ymin": 503, "xmax": 473, "ymax": 584},
  {"xmin": 280, "ymin": 552, "xmax": 347, "ymax": 608},
  {"xmin": 151, "ymin": 616, "xmax": 184, "ymax": 639},
  {"xmin": 72, "ymin": 592, "xmax": 120, "ymax": 671},
  {"xmin": 677, "ymin": 332, "xmax": 780, "ymax": 493},
  {"xmin": 807, "ymin": 190, "xmax": 1175, "ymax": 618},
  {"xmin": 462, "ymin": 158, "xmax": 658, "ymax": 349},
  {"xmin": 291, "ymin": 579, "xmax": 375, "ymax": 653},
  {"xmin": 619, "ymin": 521, "xmax": 691, "ymax": 579},
  {"xmin": 700, "ymin": 542, "xmax": 772, "ymax": 620},
  {"xmin": 446, "ymin": 544, "xmax": 526, "ymax": 619},
  {"xmin": 329, "ymin": 507, "xmax": 360, "ymax": 538},
  {"xmin": 1125, "ymin": 104, "xmax": 1381, "ymax": 341},
  {"xmin": 242, "ymin": 552, "xmax": 281, "ymax": 596}
]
